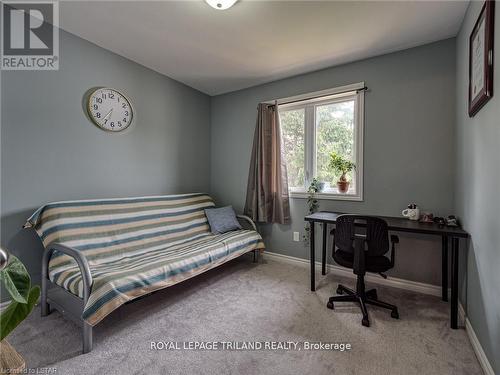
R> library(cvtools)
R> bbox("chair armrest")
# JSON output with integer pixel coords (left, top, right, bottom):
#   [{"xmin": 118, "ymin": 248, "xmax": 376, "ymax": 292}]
[
  {"xmin": 42, "ymin": 243, "xmax": 93, "ymax": 302},
  {"xmin": 236, "ymin": 214, "xmax": 257, "ymax": 231}
]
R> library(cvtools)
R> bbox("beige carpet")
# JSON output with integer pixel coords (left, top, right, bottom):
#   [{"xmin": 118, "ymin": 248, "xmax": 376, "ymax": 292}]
[{"xmin": 9, "ymin": 253, "xmax": 482, "ymax": 375}]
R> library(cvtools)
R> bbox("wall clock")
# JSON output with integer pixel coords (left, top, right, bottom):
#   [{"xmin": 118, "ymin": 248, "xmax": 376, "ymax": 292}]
[{"xmin": 87, "ymin": 87, "xmax": 134, "ymax": 132}]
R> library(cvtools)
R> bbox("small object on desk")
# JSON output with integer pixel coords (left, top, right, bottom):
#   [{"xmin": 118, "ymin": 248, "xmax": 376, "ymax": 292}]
[
  {"xmin": 402, "ymin": 203, "xmax": 420, "ymax": 221},
  {"xmin": 420, "ymin": 212, "xmax": 434, "ymax": 223},
  {"xmin": 446, "ymin": 215, "xmax": 459, "ymax": 227},
  {"xmin": 433, "ymin": 216, "xmax": 445, "ymax": 226}
]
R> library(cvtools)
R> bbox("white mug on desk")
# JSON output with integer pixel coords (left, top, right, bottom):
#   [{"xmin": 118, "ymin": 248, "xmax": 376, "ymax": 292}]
[{"xmin": 402, "ymin": 208, "xmax": 420, "ymax": 221}]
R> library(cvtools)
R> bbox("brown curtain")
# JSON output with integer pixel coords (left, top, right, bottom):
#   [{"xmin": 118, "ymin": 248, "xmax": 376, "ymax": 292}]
[{"xmin": 244, "ymin": 102, "xmax": 290, "ymax": 224}]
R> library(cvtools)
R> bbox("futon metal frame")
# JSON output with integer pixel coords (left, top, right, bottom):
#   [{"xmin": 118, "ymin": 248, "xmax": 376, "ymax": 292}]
[{"xmin": 40, "ymin": 215, "xmax": 260, "ymax": 353}]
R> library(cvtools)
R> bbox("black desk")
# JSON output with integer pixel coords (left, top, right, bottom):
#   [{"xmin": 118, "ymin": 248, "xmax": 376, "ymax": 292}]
[{"xmin": 304, "ymin": 211, "xmax": 469, "ymax": 329}]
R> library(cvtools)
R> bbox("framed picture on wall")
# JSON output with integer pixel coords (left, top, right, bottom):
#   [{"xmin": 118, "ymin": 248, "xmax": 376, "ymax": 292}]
[{"xmin": 469, "ymin": 0, "xmax": 495, "ymax": 117}]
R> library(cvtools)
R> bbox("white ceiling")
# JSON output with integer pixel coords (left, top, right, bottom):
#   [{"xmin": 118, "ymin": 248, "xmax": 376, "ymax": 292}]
[{"xmin": 60, "ymin": 1, "xmax": 469, "ymax": 95}]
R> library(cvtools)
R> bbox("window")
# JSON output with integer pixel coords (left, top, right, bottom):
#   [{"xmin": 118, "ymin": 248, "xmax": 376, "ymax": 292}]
[{"xmin": 279, "ymin": 84, "xmax": 364, "ymax": 200}]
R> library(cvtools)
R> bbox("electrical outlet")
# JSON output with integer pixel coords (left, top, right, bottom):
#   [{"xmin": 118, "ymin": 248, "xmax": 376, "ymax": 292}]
[{"xmin": 293, "ymin": 232, "xmax": 300, "ymax": 242}]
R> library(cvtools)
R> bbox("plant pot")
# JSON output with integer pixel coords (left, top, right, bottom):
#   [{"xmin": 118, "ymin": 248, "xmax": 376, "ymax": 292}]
[
  {"xmin": 337, "ymin": 180, "xmax": 350, "ymax": 193},
  {"xmin": 0, "ymin": 340, "xmax": 26, "ymax": 374}
]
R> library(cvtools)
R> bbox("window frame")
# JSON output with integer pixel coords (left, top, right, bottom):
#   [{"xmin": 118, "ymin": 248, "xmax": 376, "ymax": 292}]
[{"xmin": 278, "ymin": 84, "xmax": 365, "ymax": 201}]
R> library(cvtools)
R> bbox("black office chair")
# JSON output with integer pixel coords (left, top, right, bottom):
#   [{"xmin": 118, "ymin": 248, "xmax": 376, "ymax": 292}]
[{"xmin": 327, "ymin": 215, "xmax": 399, "ymax": 327}]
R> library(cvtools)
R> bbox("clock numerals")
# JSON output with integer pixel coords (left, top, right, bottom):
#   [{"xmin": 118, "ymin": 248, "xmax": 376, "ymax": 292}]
[{"xmin": 88, "ymin": 88, "xmax": 133, "ymax": 132}]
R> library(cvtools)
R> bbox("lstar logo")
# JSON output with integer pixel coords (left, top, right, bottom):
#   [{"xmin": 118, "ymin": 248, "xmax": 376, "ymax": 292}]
[{"xmin": 1, "ymin": 1, "xmax": 59, "ymax": 70}]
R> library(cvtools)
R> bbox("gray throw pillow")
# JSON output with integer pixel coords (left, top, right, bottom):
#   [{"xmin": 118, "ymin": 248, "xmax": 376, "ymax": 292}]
[{"xmin": 205, "ymin": 206, "xmax": 242, "ymax": 234}]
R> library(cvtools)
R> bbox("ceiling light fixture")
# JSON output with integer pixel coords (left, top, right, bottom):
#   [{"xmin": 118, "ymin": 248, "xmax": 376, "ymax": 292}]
[{"xmin": 205, "ymin": 0, "xmax": 238, "ymax": 10}]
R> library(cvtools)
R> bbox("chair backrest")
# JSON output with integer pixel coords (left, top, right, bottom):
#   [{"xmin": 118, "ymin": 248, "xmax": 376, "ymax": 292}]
[{"xmin": 334, "ymin": 215, "xmax": 390, "ymax": 257}]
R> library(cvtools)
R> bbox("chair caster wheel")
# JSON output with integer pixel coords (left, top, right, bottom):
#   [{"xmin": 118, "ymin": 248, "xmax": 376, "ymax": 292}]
[
  {"xmin": 391, "ymin": 309, "xmax": 399, "ymax": 319},
  {"xmin": 327, "ymin": 301, "xmax": 334, "ymax": 310},
  {"xmin": 336, "ymin": 286, "xmax": 343, "ymax": 295},
  {"xmin": 362, "ymin": 318, "xmax": 370, "ymax": 327}
]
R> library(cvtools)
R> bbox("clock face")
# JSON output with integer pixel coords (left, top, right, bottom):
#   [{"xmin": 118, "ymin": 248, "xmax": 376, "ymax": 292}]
[{"xmin": 87, "ymin": 88, "xmax": 133, "ymax": 132}]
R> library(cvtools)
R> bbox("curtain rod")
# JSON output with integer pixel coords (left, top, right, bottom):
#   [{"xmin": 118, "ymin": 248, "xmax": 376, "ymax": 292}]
[{"xmin": 268, "ymin": 86, "xmax": 368, "ymax": 107}]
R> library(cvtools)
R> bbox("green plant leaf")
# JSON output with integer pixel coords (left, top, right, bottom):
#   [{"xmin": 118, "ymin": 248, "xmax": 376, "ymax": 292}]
[
  {"xmin": 0, "ymin": 255, "xmax": 31, "ymax": 304},
  {"xmin": 0, "ymin": 285, "xmax": 40, "ymax": 341},
  {"xmin": 328, "ymin": 152, "xmax": 355, "ymax": 181}
]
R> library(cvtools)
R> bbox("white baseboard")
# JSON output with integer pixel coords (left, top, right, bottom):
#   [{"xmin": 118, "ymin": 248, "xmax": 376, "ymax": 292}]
[
  {"xmin": 464, "ymin": 315, "xmax": 496, "ymax": 375},
  {"xmin": 264, "ymin": 251, "xmax": 446, "ymax": 297},
  {"xmin": 264, "ymin": 251, "xmax": 495, "ymax": 375},
  {"xmin": 458, "ymin": 303, "xmax": 466, "ymax": 327}
]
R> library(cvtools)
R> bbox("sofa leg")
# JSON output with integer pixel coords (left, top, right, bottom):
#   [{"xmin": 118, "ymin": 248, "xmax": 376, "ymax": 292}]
[
  {"xmin": 83, "ymin": 322, "xmax": 93, "ymax": 353},
  {"xmin": 41, "ymin": 278, "xmax": 50, "ymax": 317},
  {"xmin": 252, "ymin": 250, "xmax": 261, "ymax": 263},
  {"xmin": 41, "ymin": 301, "xmax": 50, "ymax": 317}
]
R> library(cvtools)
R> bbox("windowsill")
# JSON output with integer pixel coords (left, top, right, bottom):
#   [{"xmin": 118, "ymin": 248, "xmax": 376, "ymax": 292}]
[{"xmin": 289, "ymin": 190, "xmax": 363, "ymax": 202}]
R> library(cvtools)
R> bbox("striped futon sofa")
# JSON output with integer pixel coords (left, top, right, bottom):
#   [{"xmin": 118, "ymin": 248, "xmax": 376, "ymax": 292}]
[{"xmin": 25, "ymin": 193, "xmax": 264, "ymax": 353}]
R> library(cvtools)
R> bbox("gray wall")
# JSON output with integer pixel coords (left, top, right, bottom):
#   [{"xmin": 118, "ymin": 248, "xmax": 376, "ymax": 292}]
[
  {"xmin": 0, "ymin": 29, "xmax": 211, "ymax": 295},
  {"xmin": 2, "ymin": 18, "xmax": 495, "ymax": 372},
  {"xmin": 211, "ymin": 39, "xmax": 456, "ymax": 285},
  {"xmin": 456, "ymin": 3, "xmax": 499, "ymax": 373}
]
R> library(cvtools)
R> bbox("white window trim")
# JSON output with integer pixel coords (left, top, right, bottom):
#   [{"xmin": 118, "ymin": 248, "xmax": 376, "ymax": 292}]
[{"xmin": 277, "ymin": 82, "xmax": 365, "ymax": 202}]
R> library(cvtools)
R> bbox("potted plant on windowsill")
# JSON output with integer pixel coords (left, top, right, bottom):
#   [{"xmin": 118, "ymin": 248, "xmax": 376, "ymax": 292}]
[
  {"xmin": 328, "ymin": 152, "xmax": 356, "ymax": 194},
  {"xmin": 0, "ymin": 247, "xmax": 40, "ymax": 373}
]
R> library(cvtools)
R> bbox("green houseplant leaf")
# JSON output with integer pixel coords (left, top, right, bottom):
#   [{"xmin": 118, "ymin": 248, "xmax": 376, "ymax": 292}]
[
  {"xmin": 0, "ymin": 285, "xmax": 40, "ymax": 341},
  {"xmin": 0, "ymin": 255, "xmax": 31, "ymax": 304}
]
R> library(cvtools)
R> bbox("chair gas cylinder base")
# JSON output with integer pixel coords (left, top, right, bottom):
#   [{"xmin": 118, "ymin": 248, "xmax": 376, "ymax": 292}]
[{"xmin": 326, "ymin": 215, "xmax": 400, "ymax": 327}]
